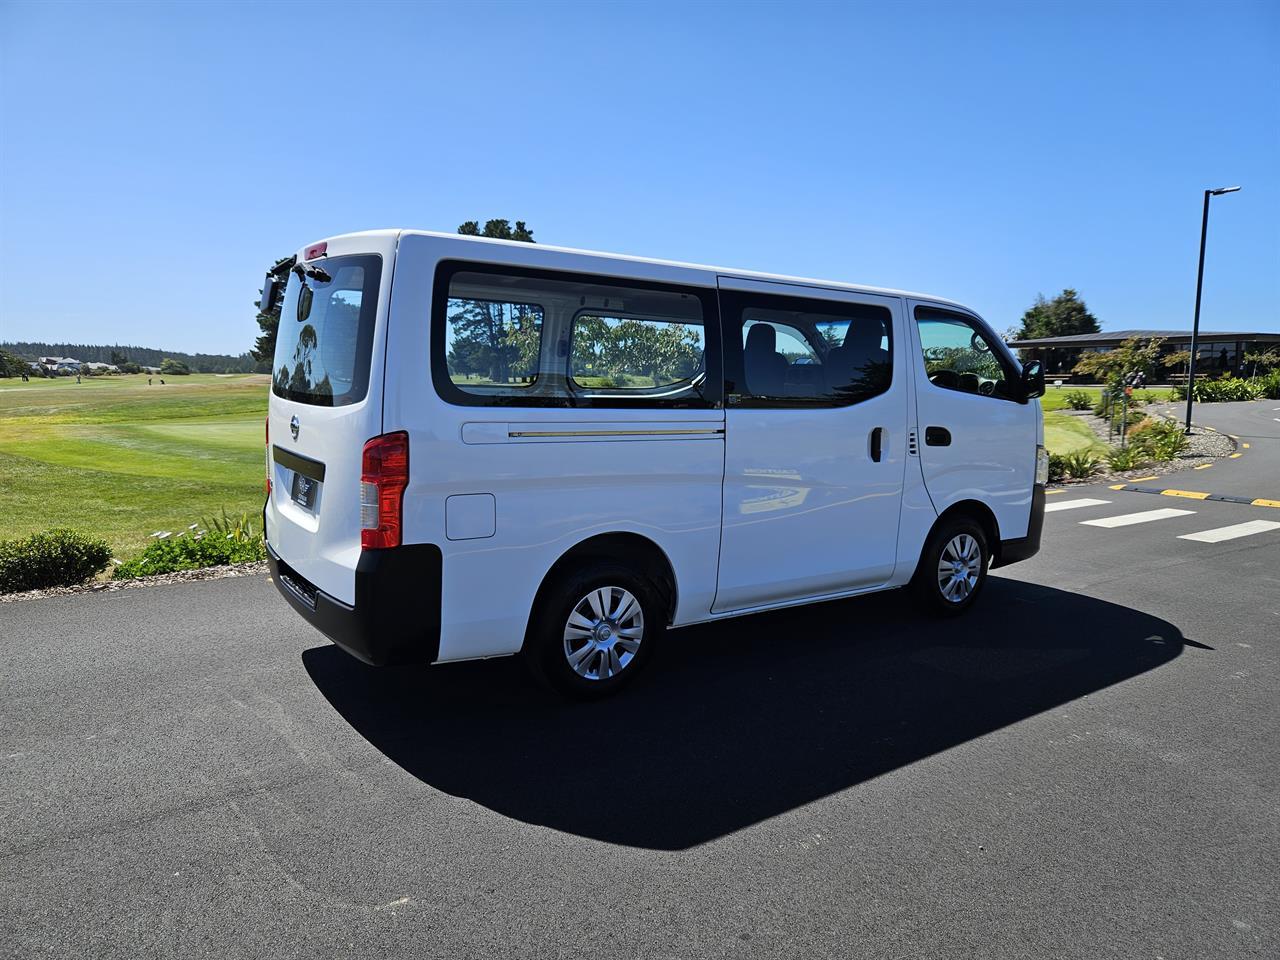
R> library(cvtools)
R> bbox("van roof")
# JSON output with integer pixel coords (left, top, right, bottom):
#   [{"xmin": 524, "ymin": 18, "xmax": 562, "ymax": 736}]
[{"xmin": 322, "ymin": 229, "xmax": 974, "ymax": 314}]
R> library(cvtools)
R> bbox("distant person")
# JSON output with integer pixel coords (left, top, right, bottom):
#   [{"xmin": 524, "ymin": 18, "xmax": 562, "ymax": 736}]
[
  {"xmin": 160, "ymin": 378, "xmax": 165, "ymax": 385},
  {"xmin": 76, "ymin": 375, "xmax": 81, "ymax": 383},
  {"xmin": 148, "ymin": 377, "xmax": 152, "ymax": 385}
]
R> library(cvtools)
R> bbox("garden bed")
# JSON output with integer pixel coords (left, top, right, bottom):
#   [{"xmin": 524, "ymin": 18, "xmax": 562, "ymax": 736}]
[{"xmin": 0, "ymin": 559, "xmax": 268, "ymax": 604}]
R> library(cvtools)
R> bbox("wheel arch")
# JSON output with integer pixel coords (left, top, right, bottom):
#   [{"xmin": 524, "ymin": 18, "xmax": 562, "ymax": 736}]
[
  {"xmin": 913, "ymin": 499, "xmax": 1002, "ymax": 580},
  {"xmin": 522, "ymin": 532, "xmax": 679, "ymax": 651}
]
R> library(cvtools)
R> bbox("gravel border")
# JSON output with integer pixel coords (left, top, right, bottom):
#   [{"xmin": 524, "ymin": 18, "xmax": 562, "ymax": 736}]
[{"xmin": 0, "ymin": 561, "xmax": 268, "ymax": 604}]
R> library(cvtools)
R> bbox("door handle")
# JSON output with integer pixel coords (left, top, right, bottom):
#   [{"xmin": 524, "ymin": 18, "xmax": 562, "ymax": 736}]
[
  {"xmin": 925, "ymin": 426, "xmax": 951, "ymax": 447},
  {"xmin": 870, "ymin": 427, "xmax": 883, "ymax": 463}
]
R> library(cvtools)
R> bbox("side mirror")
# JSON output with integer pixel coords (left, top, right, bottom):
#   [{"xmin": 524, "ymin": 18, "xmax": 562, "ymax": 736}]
[
  {"xmin": 1021, "ymin": 359, "xmax": 1046, "ymax": 400},
  {"xmin": 261, "ymin": 275, "xmax": 283, "ymax": 316}
]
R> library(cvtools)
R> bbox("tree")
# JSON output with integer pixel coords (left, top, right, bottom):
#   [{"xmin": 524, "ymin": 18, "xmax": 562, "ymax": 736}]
[
  {"xmin": 1244, "ymin": 347, "xmax": 1279, "ymax": 377},
  {"xmin": 0, "ymin": 349, "xmax": 29, "ymax": 378},
  {"xmin": 457, "ymin": 219, "xmax": 535, "ymax": 242},
  {"xmin": 1012, "ymin": 289, "xmax": 1101, "ymax": 341},
  {"xmin": 160, "ymin": 358, "xmax": 191, "ymax": 376},
  {"xmin": 1072, "ymin": 337, "xmax": 1165, "ymax": 389},
  {"xmin": 445, "ymin": 220, "xmax": 538, "ymax": 384},
  {"xmin": 252, "ymin": 255, "xmax": 296, "ymax": 364}
]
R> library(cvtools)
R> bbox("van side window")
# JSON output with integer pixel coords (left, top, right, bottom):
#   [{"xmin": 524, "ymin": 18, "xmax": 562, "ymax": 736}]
[
  {"xmin": 721, "ymin": 290, "xmax": 893, "ymax": 406},
  {"xmin": 432, "ymin": 261, "xmax": 718, "ymax": 408},
  {"xmin": 570, "ymin": 315, "xmax": 705, "ymax": 394},
  {"xmin": 915, "ymin": 307, "xmax": 1018, "ymax": 401},
  {"xmin": 445, "ymin": 285, "xmax": 545, "ymax": 391}
]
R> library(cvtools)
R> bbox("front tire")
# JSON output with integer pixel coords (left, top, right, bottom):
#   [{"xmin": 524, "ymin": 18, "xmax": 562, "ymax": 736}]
[
  {"xmin": 912, "ymin": 517, "xmax": 989, "ymax": 617},
  {"xmin": 525, "ymin": 561, "xmax": 663, "ymax": 699}
]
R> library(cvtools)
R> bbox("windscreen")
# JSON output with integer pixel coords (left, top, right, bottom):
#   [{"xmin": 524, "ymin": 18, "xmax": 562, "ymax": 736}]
[{"xmin": 272, "ymin": 254, "xmax": 382, "ymax": 406}]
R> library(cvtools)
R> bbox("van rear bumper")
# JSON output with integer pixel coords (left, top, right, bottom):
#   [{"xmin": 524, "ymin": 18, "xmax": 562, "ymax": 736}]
[
  {"xmin": 992, "ymin": 483, "xmax": 1046, "ymax": 568},
  {"xmin": 266, "ymin": 542, "xmax": 442, "ymax": 666}
]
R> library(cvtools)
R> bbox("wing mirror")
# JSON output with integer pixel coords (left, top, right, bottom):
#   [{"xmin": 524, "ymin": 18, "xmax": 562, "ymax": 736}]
[
  {"xmin": 1020, "ymin": 359, "xmax": 1046, "ymax": 400},
  {"xmin": 260, "ymin": 275, "xmax": 283, "ymax": 317}
]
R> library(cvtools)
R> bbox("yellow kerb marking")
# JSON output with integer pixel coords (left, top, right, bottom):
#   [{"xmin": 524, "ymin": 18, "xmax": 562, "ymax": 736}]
[
  {"xmin": 1194, "ymin": 463, "xmax": 1213, "ymax": 469},
  {"xmin": 1252, "ymin": 498, "xmax": 1280, "ymax": 509},
  {"xmin": 1131, "ymin": 475, "xmax": 1158, "ymax": 482},
  {"xmin": 1162, "ymin": 489, "xmax": 1211, "ymax": 500},
  {"xmin": 1109, "ymin": 483, "xmax": 1127, "ymax": 490},
  {"xmin": 1046, "ymin": 489, "xmax": 1066, "ymax": 495},
  {"xmin": 1229, "ymin": 453, "xmax": 1242, "ymax": 459},
  {"xmin": 1243, "ymin": 443, "xmax": 1251, "ymax": 449}
]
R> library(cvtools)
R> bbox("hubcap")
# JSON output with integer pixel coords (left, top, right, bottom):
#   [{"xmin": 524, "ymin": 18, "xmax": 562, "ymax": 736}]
[
  {"xmin": 563, "ymin": 586, "xmax": 644, "ymax": 681},
  {"xmin": 936, "ymin": 533, "xmax": 982, "ymax": 603}
]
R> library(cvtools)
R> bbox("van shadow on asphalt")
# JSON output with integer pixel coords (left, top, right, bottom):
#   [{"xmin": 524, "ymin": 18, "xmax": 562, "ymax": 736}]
[{"xmin": 303, "ymin": 576, "xmax": 1192, "ymax": 851}]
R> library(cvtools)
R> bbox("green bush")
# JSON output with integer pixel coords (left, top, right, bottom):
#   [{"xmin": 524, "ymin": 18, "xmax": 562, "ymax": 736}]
[
  {"xmin": 1106, "ymin": 445, "xmax": 1150, "ymax": 472},
  {"xmin": 1129, "ymin": 418, "xmax": 1189, "ymax": 462},
  {"xmin": 0, "ymin": 529, "xmax": 113, "ymax": 593},
  {"xmin": 1063, "ymin": 390, "xmax": 1093, "ymax": 411},
  {"xmin": 1255, "ymin": 370, "xmax": 1280, "ymax": 400},
  {"xmin": 112, "ymin": 512, "xmax": 265, "ymax": 579},
  {"xmin": 1047, "ymin": 453, "xmax": 1068, "ymax": 483},
  {"xmin": 1062, "ymin": 450, "xmax": 1102, "ymax": 479},
  {"xmin": 1187, "ymin": 375, "xmax": 1263, "ymax": 403}
]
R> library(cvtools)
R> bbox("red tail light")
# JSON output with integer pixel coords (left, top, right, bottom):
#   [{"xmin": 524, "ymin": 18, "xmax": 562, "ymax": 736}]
[
  {"xmin": 360, "ymin": 432, "xmax": 409, "ymax": 549},
  {"xmin": 264, "ymin": 416, "xmax": 272, "ymax": 494}
]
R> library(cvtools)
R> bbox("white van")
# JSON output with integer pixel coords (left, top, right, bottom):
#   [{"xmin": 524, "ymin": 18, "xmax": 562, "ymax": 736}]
[{"xmin": 262, "ymin": 230, "xmax": 1047, "ymax": 698}]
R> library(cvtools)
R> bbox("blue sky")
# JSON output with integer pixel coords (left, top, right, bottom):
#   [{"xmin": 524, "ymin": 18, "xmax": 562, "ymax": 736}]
[{"xmin": 1, "ymin": 0, "xmax": 1276, "ymax": 355}]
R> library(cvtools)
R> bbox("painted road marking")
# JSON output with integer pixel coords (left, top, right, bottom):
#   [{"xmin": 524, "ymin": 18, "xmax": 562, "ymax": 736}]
[
  {"xmin": 1178, "ymin": 520, "xmax": 1280, "ymax": 544},
  {"xmin": 1131, "ymin": 475, "xmax": 1158, "ymax": 482},
  {"xmin": 1229, "ymin": 453, "xmax": 1243, "ymax": 458},
  {"xmin": 1045, "ymin": 498, "xmax": 1111, "ymax": 513},
  {"xmin": 1252, "ymin": 499, "xmax": 1280, "ymax": 509},
  {"xmin": 1194, "ymin": 463, "xmax": 1214, "ymax": 469},
  {"xmin": 1243, "ymin": 443, "xmax": 1251, "ymax": 449},
  {"xmin": 1162, "ymin": 489, "xmax": 1211, "ymax": 500},
  {"xmin": 1081, "ymin": 508, "xmax": 1196, "ymax": 528}
]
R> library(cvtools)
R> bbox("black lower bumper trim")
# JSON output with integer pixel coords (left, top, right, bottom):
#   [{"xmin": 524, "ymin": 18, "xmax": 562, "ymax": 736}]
[
  {"xmin": 266, "ymin": 542, "xmax": 442, "ymax": 666},
  {"xmin": 993, "ymin": 483, "xmax": 1045, "ymax": 568}
]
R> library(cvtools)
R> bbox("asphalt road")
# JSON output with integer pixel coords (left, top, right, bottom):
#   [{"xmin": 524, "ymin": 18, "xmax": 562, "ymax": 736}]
[{"xmin": 3, "ymin": 402, "xmax": 1278, "ymax": 959}]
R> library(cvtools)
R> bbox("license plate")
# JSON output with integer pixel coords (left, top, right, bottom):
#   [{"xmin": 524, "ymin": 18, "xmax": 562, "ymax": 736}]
[{"xmin": 291, "ymin": 473, "xmax": 317, "ymax": 509}]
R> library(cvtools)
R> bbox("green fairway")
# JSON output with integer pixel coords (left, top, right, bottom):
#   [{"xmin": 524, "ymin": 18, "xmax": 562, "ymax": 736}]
[{"xmin": 0, "ymin": 374, "xmax": 268, "ymax": 557}]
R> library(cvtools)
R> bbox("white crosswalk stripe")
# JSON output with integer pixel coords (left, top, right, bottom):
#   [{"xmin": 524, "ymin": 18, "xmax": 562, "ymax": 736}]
[
  {"xmin": 1178, "ymin": 520, "xmax": 1280, "ymax": 543},
  {"xmin": 1044, "ymin": 498, "xmax": 1111, "ymax": 513},
  {"xmin": 1080, "ymin": 508, "xmax": 1195, "ymax": 528}
]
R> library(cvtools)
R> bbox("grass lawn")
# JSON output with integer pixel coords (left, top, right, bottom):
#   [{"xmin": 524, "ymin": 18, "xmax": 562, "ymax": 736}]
[
  {"xmin": 1043, "ymin": 411, "xmax": 1108, "ymax": 456},
  {"xmin": 0, "ymin": 374, "xmax": 268, "ymax": 557},
  {"xmin": 1039, "ymin": 385, "xmax": 1174, "ymax": 412}
]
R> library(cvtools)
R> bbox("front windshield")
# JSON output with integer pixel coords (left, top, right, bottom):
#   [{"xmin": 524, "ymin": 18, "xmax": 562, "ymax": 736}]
[{"xmin": 272, "ymin": 254, "xmax": 382, "ymax": 406}]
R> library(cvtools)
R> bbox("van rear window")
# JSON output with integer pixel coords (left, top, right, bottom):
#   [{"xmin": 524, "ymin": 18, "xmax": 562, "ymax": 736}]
[{"xmin": 272, "ymin": 254, "xmax": 382, "ymax": 406}]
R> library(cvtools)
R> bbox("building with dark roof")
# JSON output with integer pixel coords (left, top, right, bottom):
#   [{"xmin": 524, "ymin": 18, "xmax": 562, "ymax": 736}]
[{"xmin": 1006, "ymin": 329, "xmax": 1280, "ymax": 379}]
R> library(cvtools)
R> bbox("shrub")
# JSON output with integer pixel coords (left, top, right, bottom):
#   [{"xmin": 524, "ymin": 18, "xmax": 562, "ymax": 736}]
[
  {"xmin": 1255, "ymin": 370, "xmax": 1280, "ymax": 400},
  {"xmin": 112, "ymin": 512, "xmax": 265, "ymax": 579},
  {"xmin": 1191, "ymin": 375, "xmax": 1262, "ymax": 403},
  {"xmin": 1063, "ymin": 390, "xmax": 1093, "ymax": 411},
  {"xmin": 1047, "ymin": 453, "xmax": 1068, "ymax": 483},
  {"xmin": 1062, "ymin": 450, "xmax": 1102, "ymax": 479},
  {"xmin": 1129, "ymin": 418, "xmax": 1189, "ymax": 462},
  {"xmin": 0, "ymin": 529, "xmax": 113, "ymax": 593},
  {"xmin": 1106, "ymin": 445, "xmax": 1150, "ymax": 472}
]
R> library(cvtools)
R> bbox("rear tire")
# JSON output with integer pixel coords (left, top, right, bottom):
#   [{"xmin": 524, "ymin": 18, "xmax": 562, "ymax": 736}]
[
  {"xmin": 524, "ymin": 561, "xmax": 663, "ymax": 700},
  {"xmin": 912, "ymin": 517, "xmax": 989, "ymax": 617}
]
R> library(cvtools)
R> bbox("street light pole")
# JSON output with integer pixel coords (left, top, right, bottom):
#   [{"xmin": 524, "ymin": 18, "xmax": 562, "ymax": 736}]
[{"xmin": 1185, "ymin": 185, "xmax": 1241, "ymax": 434}]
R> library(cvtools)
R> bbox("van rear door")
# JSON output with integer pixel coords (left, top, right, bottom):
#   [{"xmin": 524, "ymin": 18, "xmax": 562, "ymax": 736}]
[{"xmin": 265, "ymin": 234, "xmax": 396, "ymax": 605}]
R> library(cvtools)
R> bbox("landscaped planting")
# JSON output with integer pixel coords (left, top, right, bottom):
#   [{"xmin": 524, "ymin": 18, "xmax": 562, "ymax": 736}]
[
  {"xmin": 111, "ymin": 511, "xmax": 266, "ymax": 580},
  {"xmin": 0, "ymin": 529, "xmax": 113, "ymax": 593}
]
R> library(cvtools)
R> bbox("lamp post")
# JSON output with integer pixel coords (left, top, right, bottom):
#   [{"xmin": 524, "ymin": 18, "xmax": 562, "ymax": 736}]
[{"xmin": 1185, "ymin": 185, "xmax": 1242, "ymax": 434}]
